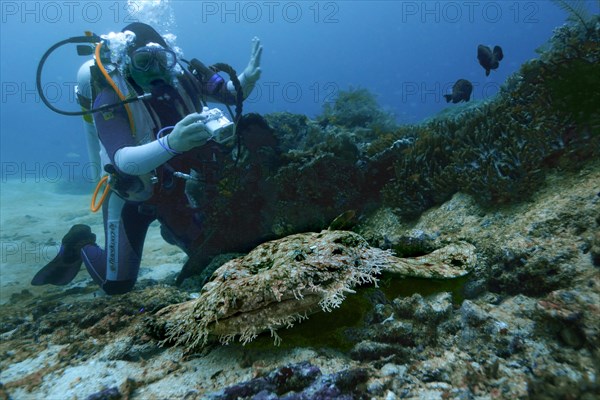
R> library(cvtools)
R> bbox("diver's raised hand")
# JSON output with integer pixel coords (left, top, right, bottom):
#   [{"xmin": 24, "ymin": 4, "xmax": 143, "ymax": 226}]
[
  {"xmin": 167, "ymin": 113, "xmax": 211, "ymax": 152},
  {"xmin": 242, "ymin": 37, "xmax": 263, "ymax": 83},
  {"xmin": 230, "ymin": 37, "xmax": 263, "ymax": 98}
]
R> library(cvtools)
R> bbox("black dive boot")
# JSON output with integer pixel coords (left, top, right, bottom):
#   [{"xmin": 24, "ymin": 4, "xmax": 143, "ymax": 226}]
[{"xmin": 31, "ymin": 224, "xmax": 96, "ymax": 286}]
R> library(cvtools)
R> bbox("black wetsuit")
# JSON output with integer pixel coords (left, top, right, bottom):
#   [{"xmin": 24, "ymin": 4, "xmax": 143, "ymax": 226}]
[{"xmin": 82, "ymin": 68, "xmax": 236, "ymax": 294}]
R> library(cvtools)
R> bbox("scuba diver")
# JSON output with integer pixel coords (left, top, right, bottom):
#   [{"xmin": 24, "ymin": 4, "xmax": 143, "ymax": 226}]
[{"xmin": 32, "ymin": 22, "xmax": 263, "ymax": 294}]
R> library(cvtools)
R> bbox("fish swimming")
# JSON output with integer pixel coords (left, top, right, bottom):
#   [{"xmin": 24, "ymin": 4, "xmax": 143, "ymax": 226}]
[
  {"xmin": 444, "ymin": 79, "xmax": 473, "ymax": 103},
  {"xmin": 477, "ymin": 45, "xmax": 504, "ymax": 76}
]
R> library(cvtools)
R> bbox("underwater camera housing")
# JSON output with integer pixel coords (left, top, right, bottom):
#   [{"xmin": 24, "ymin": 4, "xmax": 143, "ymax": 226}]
[{"xmin": 199, "ymin": 106, "xmax": 235, "ymax": 144}]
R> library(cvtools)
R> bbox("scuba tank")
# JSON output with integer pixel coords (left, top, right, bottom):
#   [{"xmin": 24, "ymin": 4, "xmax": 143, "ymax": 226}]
[{"xmin": 76, "ymin": 59, "xmax": 102, "ymax": 179}]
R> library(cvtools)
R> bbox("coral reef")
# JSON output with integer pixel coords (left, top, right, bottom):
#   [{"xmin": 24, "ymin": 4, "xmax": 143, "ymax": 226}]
[
  {"xmin": 357, "ymin": 159, "xmax": 600, "ymax": 398},
  {"xmin": 1, "ymin": 14, "xmax": 599, "ymax": 400},
  {"xmin": 318, "ymin": 87, "xmax": 396, "ymax": 133},
  {"xmin": 381, "ymin": 53, "xmax": 598, "ymax": 216},
  {"xmin": 156, "ymin": 230, "xmax": 475, "ymax": 351},
  {"xmin": 178, "ymin": 16, "xmax": 599, "ymax": 282},
  {"xmin": 374, "ymin": 14, "xmax": 600, "ymax": 217},
  {"xmin": 1, "ymin": 159, "xmax": 598, "ymax": 400}
]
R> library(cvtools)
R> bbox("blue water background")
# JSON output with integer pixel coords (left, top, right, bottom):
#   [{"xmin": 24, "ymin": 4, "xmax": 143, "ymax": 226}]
[{"xmin": 1, "ymin": 1, "xmax": 596, "ymax": 175}]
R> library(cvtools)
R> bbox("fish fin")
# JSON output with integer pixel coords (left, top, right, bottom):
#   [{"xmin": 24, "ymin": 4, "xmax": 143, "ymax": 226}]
[
  {"xmin": 443, "ymin": 94, "xmax": 452, "ymax": 103},
  {"xmin": 493, "ymin": 46, "xmax": 504, "ymax": 61},
  {"xmin": 486, "ymin": 69, "xmax": 491, "ymax": 77}
]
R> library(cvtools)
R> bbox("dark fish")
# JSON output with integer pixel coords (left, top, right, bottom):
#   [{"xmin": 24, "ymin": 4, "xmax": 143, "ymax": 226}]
[
  {"xmin": 444, "ymin": 79, "xmax": 473, "ymax": 103},
  {"xmin": 477, "ymin": 45, "xmax": 504, "ymax": 76}
]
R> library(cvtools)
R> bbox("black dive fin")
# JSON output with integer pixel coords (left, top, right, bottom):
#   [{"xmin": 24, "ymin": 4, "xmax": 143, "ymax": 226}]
[
  {"xmin": 31, "ymin": 224, "xmax": 96, "ymax": 286},
  {"xmin": 31, "ymin": 257, "xmax": 84, "ymax": 286}
]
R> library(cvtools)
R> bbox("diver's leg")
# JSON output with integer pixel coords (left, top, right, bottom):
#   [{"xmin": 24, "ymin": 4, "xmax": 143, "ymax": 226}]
[{"xmin": 82, "ymin": 193, "xmax": 154, "ymax": 294}]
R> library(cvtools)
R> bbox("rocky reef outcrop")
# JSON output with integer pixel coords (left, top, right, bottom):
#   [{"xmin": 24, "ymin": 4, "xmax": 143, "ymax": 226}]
[{"xmin": 178, "ymin": 15, "xmax": 600, "ymax": 284}]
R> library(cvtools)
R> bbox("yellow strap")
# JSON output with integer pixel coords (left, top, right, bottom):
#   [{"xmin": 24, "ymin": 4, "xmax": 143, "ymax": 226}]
[{"xmin": 91, "ymin": 175, "xmax": 110, "ymax": 212}]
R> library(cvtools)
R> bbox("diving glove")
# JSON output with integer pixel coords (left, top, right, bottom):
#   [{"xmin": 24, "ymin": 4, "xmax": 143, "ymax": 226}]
[
  {"xmin": 228, "ymin": 37, "xmax": 263, "ymax": 98},
  {"xmin": 242, "ymin": 36, "xmax": 263, "ymax": 84},
  {"xmin": 167, "ymin": 113, "xmax": 212, "ymax": 152}
]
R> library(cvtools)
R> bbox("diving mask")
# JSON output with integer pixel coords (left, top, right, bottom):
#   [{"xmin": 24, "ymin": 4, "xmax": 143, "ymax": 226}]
[{"xmin": 130, "ymin": 46, "xmax": 177, "ymax": 72}]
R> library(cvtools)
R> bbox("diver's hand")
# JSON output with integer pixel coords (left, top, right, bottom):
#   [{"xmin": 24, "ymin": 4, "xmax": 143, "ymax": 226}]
[
  {"xmin": 231, "ymin": 37, "xmax": 262, "ymax": 98},
  {"xmin": 242, "ymin": 37, "xmax": 262, "ymax": 84},
  {"xmin": 167, "ymin": 113, "xmax": 211, "ymax": 152}
]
